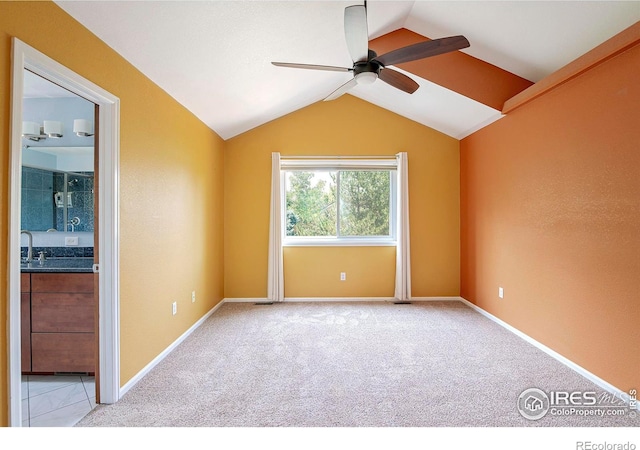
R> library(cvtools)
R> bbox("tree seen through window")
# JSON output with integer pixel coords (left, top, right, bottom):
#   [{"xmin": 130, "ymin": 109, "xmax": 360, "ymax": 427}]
[{"xmin": 285, "ymin": 170, "xmax": 391, "ymax": 238}]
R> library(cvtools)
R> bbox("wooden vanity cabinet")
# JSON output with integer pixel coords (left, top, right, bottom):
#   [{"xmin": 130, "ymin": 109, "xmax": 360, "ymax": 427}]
[
  {"xmin": 22, "ymin": 272, "xmax": 95, "ymax": 373},
  {"xmin": 21, "ymin": 274, "xmax": 31, "ymax": 371}
]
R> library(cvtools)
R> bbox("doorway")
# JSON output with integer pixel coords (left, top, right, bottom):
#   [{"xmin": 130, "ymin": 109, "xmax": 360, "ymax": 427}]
[
  {"xmin": 8, "ymin": 38, "xmax": 120, "ymax": 426},
  {"xmin": 21, "ymin": 69, "xmax": 97, "ymax": 426}
]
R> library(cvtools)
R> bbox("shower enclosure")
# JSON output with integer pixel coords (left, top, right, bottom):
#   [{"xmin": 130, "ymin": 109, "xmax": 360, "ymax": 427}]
[{"xmin": 21, "ymin": 165, "xmax": 94, "ymax": 232}]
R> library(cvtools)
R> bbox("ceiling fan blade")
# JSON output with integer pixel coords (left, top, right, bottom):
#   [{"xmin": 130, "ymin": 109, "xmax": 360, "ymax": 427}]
[
  {"xmin": 378, "ymin": 68, "xmax": 419, "ymax": 94},
  {"xmin": 344, "ymin": 5, "xmax": 369, "ymax": 63},
  {"xmin": 271, "ymin": 62, "xmax": 351, "ymax": 72},
  {"xmin": 375, "ymin": 35, "xmax": 470, "ymax": 67},
  {"xmin": 324, "ymin": 77, "xmax": 359, "ymax": 101}
]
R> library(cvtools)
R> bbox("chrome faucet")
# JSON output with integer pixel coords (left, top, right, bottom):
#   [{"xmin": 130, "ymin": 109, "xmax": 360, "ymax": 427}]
[{"xmin": 20, "ymin": 230, "xmax": 33, "ymax": 263}]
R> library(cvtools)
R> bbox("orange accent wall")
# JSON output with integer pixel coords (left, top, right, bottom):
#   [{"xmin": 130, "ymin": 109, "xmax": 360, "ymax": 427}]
[
  {"xmin": 370, "ymin": 28, "xmax": 534, "ymax": 111},
  {"xmin": 461, "ymin": 43, "xmax": 640, "ymax": 393},
  {"xmin": 0, "ymin": 2, "xmax": 225, "ymax": 425},
  {"xmin": 224, "ymin": 95, "xmax": 460, "ymax": 299}
]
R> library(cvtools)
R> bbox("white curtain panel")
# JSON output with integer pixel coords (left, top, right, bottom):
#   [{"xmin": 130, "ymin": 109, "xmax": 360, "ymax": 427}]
[
  {"xmin": 395, "ymin": 152, "xmax": 412, "ymax": 300},
  {"xmin": 267, "ymin": 152, "xmax": 284, "ymax": 302}
]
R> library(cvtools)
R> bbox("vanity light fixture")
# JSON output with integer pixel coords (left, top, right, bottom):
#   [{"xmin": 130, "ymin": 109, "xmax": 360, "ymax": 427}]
[
  {"xmin": 43, "ymin": 120, "xmax": 63, "ymax": 138},
  {"xmin": 22, "ymin": 119, "xmax": 93, "ymax": 141},
  {"xmin": 22, "ymin": 121, "xmax": 46, "ymax": 141},
  {"xmin": 73, "ymin": 119, "xmax": 94, "ymax": 137}
]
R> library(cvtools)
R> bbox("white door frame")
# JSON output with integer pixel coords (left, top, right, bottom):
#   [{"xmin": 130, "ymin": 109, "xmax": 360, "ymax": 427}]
[{"xmin": 8, "ymin": 38, "xmax": 120, "ymax": 426}]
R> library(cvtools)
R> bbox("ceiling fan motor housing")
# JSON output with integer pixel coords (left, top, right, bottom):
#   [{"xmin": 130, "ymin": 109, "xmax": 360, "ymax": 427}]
[{"xmin": 353, "ymin": 60, "xmax": 381, "ymax": 80}]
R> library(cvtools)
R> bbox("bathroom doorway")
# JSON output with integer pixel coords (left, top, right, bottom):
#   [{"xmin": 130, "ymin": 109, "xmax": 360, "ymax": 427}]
[
  {"xmin": 20, "ymin": 69, "xmax": 97, "ymax": 426},
  {"xmin": 9, "ymin": 38, "xmax": 120, "ymax": 426}
]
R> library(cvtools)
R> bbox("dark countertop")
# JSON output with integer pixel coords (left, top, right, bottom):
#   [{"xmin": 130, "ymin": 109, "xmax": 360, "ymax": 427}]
[{"xmin": 20, "ymin": 257, "xmax": 94, "ymax": 273}]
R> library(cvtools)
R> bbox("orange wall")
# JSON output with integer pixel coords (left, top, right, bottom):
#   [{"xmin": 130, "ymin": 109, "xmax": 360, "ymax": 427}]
[
  {"xmin": 0, "ymin": 2, "xmax": 225, "ymax": 425},
  {"xmin": 461, "ymin": 44, "xmax": 640, "ymax": 393},
  {"xmin": 224, "ymin": 95, "xmax": 460, "ymax": 299}
]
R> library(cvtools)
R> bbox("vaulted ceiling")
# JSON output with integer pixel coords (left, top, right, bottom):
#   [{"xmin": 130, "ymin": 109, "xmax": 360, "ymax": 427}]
[{"xmin": 54, "ymin": 1, "xmax": 640, "ymax": 140}]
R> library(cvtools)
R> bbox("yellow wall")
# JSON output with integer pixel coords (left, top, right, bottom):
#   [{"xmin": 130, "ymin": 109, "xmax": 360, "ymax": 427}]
[
  {"xmin": 224, "ymin": 95, "xmax": 460, "ymax": 299},
  {"xmin": 284, "ymin": 246, "xmax": 396, "ymax": 298},
  {"xmin": 0, "ymin": 2, "xmax": 225, "ymax": 425}
]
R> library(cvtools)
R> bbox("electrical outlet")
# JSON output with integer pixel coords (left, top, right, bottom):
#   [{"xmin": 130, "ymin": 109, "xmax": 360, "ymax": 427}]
[
  {"xmin": 191, "ymin": 291, "xmax": 196, "ymax": 303},
  {"xmin": 172, "ymin": 301, "xmax": 177, "ymax": 315},
  {"xmin": 340, "ymin": 272, "xmax": 346, "ymax": 281},
  {"xmin": 65, "ymin": 236, "xmax": 79, "ymax": 246},
  {"xmin": 499, "ymin": 287, "xmax": 504, "ymax": 299}
]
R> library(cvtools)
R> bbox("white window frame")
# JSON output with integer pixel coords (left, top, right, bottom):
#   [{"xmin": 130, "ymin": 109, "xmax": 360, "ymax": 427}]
[{"xmin": 281, "ymin": 158, "xmax": 398, "ymax": 247}]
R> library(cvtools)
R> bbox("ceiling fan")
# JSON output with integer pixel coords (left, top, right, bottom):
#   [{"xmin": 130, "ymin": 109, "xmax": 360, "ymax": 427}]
[{"xmin": 271, "ymin": 1, "xmax": 470, "ymax": 101}]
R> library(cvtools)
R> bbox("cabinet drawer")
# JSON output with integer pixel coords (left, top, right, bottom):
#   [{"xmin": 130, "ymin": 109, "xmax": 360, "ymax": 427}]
[
  {"xmin": 21, "ymin": 273, "xmax": 30, "ymax": 292},
  {"xmin": 31, "ymin": 273, "xmax": 94, "ymax": 293},
  {"xmin": 31, "ymin": 293, "xmax": 95, "ymax": 333},
  {"xmin": 31, "ymin": 333, "xmax": 95, "ymax": 373},
  {"xmin": 21, "ymin": 293, "xmax": 31, "ymax": 372}
]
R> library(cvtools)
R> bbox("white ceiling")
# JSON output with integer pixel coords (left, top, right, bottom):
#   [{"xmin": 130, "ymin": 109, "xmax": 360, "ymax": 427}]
[{"xmin": 52, "ymin": 1, "xmax": 640, "ymax": 140}]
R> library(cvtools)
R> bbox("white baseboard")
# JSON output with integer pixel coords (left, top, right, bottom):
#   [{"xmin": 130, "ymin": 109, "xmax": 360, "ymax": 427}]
[
  {"xmin": 223, "ymin": 298, "xmax": 269, "ymax": 303},
  {"xmin": 458, "ymin": 297, "xmax": 638, "ymax": 410},
  {"xmin": 120, "ymin": 299, "xmax": 226, "ymax": 397},
  {"xmin": 224, "ymin": 297, "xmax": 461, "ymax": 303},
  {"xmin": 224, "ymin": 297, "xmax": 395, "ymax": 302},
  {"xmin": 284, "ymin": 297, "xmax": 395, "ymax": 302}
]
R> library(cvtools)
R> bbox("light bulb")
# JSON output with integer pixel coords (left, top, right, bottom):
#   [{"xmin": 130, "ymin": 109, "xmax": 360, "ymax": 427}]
[{"xmin": 356, "ymin": 72, "xmax": 377, "ymax": 85}]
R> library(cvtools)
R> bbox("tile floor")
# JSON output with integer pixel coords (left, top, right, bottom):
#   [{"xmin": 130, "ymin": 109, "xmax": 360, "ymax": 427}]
[{"xmin": 22, "ymin": 374, "xmax": 96, "ymax": 427}]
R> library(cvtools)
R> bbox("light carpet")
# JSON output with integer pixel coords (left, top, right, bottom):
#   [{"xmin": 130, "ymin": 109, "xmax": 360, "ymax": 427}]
[{"xmin": 76, "ymin": 301, "xmax": 637, "ymax": 427}]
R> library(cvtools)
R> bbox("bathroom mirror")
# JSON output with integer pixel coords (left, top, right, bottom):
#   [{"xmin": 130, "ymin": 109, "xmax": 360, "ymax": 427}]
[
  {"xmin": 21, "ymin": 165, "xmax": 94, "ymax": 232},
  {"xmin": 21, "ymin": 69, "xmax": 95, "ymax": 232}
]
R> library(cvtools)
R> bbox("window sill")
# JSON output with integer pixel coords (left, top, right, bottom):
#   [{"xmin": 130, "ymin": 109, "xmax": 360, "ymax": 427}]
[{"xmin": 284, "ymin": 238, "xmax": 397, "ymax": 247}]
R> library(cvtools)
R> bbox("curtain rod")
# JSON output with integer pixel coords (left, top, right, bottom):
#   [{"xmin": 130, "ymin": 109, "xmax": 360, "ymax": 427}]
[{"xmin": 280, "ymin": 155, "xmax": 398, "ymax": 160}]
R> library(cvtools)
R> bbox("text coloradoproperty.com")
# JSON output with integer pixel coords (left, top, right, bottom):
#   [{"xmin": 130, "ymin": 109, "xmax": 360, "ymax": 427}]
[{"xmin": 550, "ymin": 407, "xmax": 627, "ymax": 417}]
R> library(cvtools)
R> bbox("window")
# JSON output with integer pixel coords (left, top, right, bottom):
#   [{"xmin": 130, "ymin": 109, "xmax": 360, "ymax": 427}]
[{"xmin": 282, "ymin": 159, "xmax": 397, "ymax": 246}]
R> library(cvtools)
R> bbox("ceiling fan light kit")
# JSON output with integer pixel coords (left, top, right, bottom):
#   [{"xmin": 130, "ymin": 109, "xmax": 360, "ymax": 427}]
[
  {"xmin": 272, "ymin": 2, "xmax": 469, "ymax": 101},
  {"xmin": 355, "ymin": 71, "xmax": 377, "ymax": 85}
]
